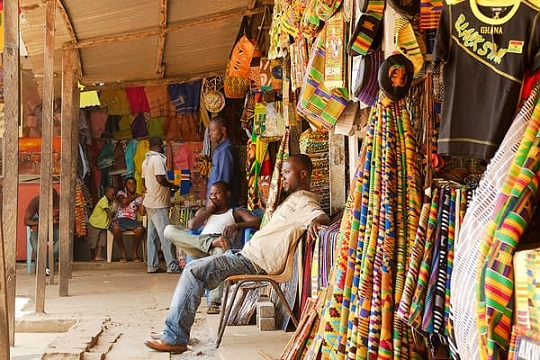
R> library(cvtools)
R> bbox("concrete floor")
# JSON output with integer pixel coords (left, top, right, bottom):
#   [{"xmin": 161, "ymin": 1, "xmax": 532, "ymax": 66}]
[{"xmin": 9, "ymin": 262, "xmax": 292, "ymax": 359}]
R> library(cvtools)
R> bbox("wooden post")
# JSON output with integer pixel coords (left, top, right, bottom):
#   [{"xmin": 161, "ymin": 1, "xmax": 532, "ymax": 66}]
[
  {"xmin": 35, "ymin": 0, "xmax": 56, "ymax": 313},
  {"xmin": 2, "ymin": 0, "xmax": 20, "ymax": 349},
  {"xmin": 69, "ymin": 80, "xmax": 80, "ymax": 279},
  {"xmin": 328, "ymin": 132, "xmax": 346, "ymax": 216},
  {"xmin": 59, "ymin": 49, "xmax": 75, "ymax": 296},
  {"xmin": 0, "ymin": 215, "xmax": 8, "ymax": 358}
]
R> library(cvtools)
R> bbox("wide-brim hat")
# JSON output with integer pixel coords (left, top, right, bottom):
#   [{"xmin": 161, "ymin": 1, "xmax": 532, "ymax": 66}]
[
  {"xmin": 378, "ymin": 54, "xmax": 414, "ymax": 101},
  {"xmin": 203, "ymin": 90, "xmax": 226, "ymax": 113}
]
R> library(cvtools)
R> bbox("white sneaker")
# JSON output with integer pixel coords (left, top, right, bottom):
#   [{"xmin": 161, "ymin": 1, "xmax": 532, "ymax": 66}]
[{"xmin": 45, "ymin": 268, "xmax": 50, "ymax": 276}]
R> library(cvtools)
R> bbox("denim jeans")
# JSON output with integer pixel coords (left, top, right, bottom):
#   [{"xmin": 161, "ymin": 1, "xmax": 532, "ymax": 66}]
[
  {"xmin": 164, "ymin": 225, "xmax": 224, "ymax": 303},
  {"xmin": 145, "ymin": 207, "xmax": 179, "ymax": 272},
  {"xmin": 30, "ymin": 226, "xmax": 59, "ymax": 268},
  {"xmin": 161, "ymin": 251, "xmax": 261, "ymax": 346}
]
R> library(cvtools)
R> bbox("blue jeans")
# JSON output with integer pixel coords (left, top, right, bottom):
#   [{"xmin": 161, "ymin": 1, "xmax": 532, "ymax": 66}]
[
  {"xmin": 145, "ymin": 207, "xmax": 179, "ymax": 272},
  {"xmin": 164, "ymin": 225, "xmax": 224, "ymax": 303},
  {"xmin": 162, "ymin": 251, "xmax": 262, "ymax": 346}
]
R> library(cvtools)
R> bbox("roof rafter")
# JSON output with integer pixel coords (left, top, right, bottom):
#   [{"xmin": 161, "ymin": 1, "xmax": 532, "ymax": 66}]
[
  {"xmin": 56, "ymin": 0, "xmax": 82, "ymax": 77},
  {"xmin": 63, "ymin": 6, "xmax": 266, "ymax": 50},
  {"xmin": 154, "ymin": 0, "xmax": 168, "ymax": 79}
]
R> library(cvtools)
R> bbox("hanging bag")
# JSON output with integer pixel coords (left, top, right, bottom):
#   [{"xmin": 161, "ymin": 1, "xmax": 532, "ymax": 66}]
[{"xmin": 224, "ymin": 18, "xmax": 254, "ymax": 99}]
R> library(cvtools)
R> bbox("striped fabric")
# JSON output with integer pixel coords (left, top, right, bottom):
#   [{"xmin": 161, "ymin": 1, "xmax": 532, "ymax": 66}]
[
  {"xmin": 297, "ymin": 31, "xmax": 350, "ymax": 131},
  {"xmin": 514, "ymin": 250, "xmax": 533, "ymax": 329},
  {"xmin": 527, "ymin": 249, "xmax": 540, "ymax": 330},
  {"xmin": 476, "ymin": 97, "xmax": 540, "ymax": 359},
  {"xmin": 318, "ymin": 97, "xmax": 422, "ymax": 359},
  {"xmin": 419, "ymin": 0, "xmax": 442, "ymax": 30},
  {"xmin": 449, "ymin": 84, "xmax": 540, "ymax": 360},
  {"xmin": 348, "ymin": 0, "xmax": 385, "ymax": 56}
]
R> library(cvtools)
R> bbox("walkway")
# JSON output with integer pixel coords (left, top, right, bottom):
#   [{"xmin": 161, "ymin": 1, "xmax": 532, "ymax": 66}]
[{"xmin": 10, "ymin": 262, "xmax": 291, "ymax": 359}]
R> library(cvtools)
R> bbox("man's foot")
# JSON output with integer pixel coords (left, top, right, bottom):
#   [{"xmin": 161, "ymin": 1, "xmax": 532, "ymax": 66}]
[
  {"xmin": 119, "ymin": 258, "xmax": 127, "ymax": 263},
  {"xmin": 133, "ymin": 258, "xmax": 142, "ymax": 263},
  {"xmin": 94, "ymin": 257, "xmax": 105, "ymax": 262},
  {"xmin": 167, "ymin": 268, "xmax": 181, "ymax": 274},
  {"xmin": 147, "ymin": 268, "xmax": 166, "ymax": 274},
  {"xmin": 150, "ymin": 331, "xmax": 162, "ymax": 340},
  {"xmin": 206, "ymin": 302, "xmax": 221, "ymax": 315},
  {"xmin": 144, "ymin": 339, "xmax": 187, "ymax": 354}
]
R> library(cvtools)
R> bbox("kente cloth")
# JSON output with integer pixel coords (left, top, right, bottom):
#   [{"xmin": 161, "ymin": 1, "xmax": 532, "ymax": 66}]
[
  {"xmin": 514, "ymin": 249, "xmax": 533, "ymax": 329},
  {"xmin": 419, "ymin": 0, "xmax": 442, "ymax": 30},
  {"xmin": 507, "ymin": 325, "xmax": 540, "ymax": 359},
  {"xmin": 476, "ymin": 108, "xmax": 540, "ymax": 359},
  {"xmin": 450, "ymin": 83, "xmax": 540, "ymax": 360},
  {"xmin": 260, "ymin": 129, "xmax": 289, "ymax": 226},
  {"xmin": 167, "ymin": 81, "xmax": 202, "ymax": 115},
  {"xmin": 125, "ymin": 86, "xmax": 150, "ymax": 114},
  {"xmin": 144, "ymin": 84, "xmax": 174, "ymax": 117},
  {"xmin": 527, "ymin": 249, "xmax": 540, "ymax": 330},
  {"xmin": 247, "ymin": 135, "xmax": 268, "ymax": 211},
  {"xmin": 74, "ymin": 179, "xmax": 88, "ymax": 238},
  {"xmin": 319, "ymin": 98, "xmax": 422, "ymax": 359},
  {"xmin": 99, "ymin": 88, "xmax": 131, "ymax": 115}
]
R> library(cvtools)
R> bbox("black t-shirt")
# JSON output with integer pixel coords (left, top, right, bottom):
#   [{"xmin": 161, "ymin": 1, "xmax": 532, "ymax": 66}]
[{"xmin": 433, "ymin": 0, "xmax": 540, "ymax": 160}]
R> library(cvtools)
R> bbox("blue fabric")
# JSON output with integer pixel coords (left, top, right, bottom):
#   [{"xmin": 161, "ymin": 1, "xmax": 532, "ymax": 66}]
[
  {"xmin": 208, "ymin": 138, "xmax": 236, "ymax": 204},
  {"xmin": 145, "ymin": 207, "xmax": 179, "ymax": 273},
  {"xmin": 162, "ymin": 251, "xmax": 261, "ymax": 346},
  {"xmin": 167, "ymin": 81, "xmax": 202, "ymax": 115},
  {"xmin": 124, "ymin": 139, "xmax": 138, "ymax": 177}
]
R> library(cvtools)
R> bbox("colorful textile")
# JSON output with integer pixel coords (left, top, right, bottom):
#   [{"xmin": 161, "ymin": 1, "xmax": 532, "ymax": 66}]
[
  {"xmin": 168, "ymin": 81, "xmax": 202, "ymax": 115},
  {"xmin": 99, "ymin": 88, "xmax": 131, "ymax": 115},
  {"xmin": 449, "ymin": 84, "xmax": 540, "ymax": 360},
  {"xmin": 420, "ymin": 0, "xmax": 442, "ymax": 30},
  {"xmin": 261, "ymin": 129, "xmax": 290, "ymax": 227},
  {"xmin": 125, "ymin": 86, "xmax": 150, "ymax": 114},
  {"xmin": 144, "ymin": 84, "xmax": 174, "ymax": 117},
  {"xmin": 297, "ymin": 30, "xmax": 349, "ymax": 131},
  {"xmin": 318, "ymin": 97, "xmax": 422, "ymax": 359},
  {"xmin": 476, "ymin": 102, "xmax": 540, "ymax": 359}
]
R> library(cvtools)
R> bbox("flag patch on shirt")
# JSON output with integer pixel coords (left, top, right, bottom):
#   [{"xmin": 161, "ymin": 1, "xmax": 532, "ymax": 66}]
[{"xmin": 508, "ymin": 40, "xmax": 524, "ymax": 54}]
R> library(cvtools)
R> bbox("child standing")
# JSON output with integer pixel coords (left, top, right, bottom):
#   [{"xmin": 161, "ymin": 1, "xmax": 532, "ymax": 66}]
[{"xmin": 87, "ymin": 185, "xmax": 117, "ymax": 261}]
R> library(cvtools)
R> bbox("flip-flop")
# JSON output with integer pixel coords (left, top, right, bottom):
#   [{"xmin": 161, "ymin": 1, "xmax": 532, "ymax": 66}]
[
  {"xmin": 132, "ymin": 258, "xmax": 142, "ymax": 263},
  {"xmin": 119, "ymin": 258, "xmax": 127, "ymax": 263}
]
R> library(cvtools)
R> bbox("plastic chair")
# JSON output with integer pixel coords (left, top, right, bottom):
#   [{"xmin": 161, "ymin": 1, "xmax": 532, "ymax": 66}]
[
  {"xmin": 215, "ymin": 239, "xmax": 301, "ymax": 348},
  {"xmin": 106, "ymin": 216, "xmax": 147, "ymax": 263}
]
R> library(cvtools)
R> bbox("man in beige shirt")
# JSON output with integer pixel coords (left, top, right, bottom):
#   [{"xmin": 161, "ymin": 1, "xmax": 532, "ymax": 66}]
[{"xmin": 144, "ymin": 154, "xmax": 331, "ymax": 354}]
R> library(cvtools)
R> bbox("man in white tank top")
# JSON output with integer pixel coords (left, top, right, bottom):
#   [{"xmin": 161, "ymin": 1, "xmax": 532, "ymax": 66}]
[{"xmin": 164, "ymin": 181, "xmax": 261, "ymax": 314}]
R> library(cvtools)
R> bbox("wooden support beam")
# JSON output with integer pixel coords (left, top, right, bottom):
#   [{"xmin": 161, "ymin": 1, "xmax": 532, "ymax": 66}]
[
  {"xmin": 2, "ymin": 0, "xmax": 20, "ymax": 350},
  {"xmin": 0, "ymin": 209, "xmax": 8, "ymax": 358},
  {"xmin": 329, "ymin": 132, "xmax": 346, "ymax": 216},
  {"xmin": 64, "ymin": 7, "xmax": 266, "ymax": 50},
  {"xmin": 56, "ymin": 0, "xmax": 82, "ymax": 77},
  {"xmin": 154, "ymin": 0, "xmax": 168, "ymax": 78},
  {"xmin": 80, "ymin": 70, "xmax": 224, "ymax": 90},
  {"xmin": 59, "ymin": 49, "xmax": 75, "ymax": 296},
  {"xmin": 35, "ymin": 0, "xmax": 56, "ymax": 314},
  {"xmin": 69, "ymin": 79, "xmax": 80, "ymax": 281}
]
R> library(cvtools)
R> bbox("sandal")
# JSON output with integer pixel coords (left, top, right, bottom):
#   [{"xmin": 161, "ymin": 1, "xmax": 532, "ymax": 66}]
[
  {"xmin": 133, "ymin": 258, "xmax": 142, "ymax": 263},
  {"xmin": 119, "ymin": 258, "xmax": 127, "ymax": 263}
]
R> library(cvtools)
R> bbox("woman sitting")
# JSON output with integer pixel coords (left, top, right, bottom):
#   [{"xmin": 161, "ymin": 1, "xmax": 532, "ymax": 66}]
[{"xmin": 111, "ymin": 177, "xmax": 146, "ymax": 262}]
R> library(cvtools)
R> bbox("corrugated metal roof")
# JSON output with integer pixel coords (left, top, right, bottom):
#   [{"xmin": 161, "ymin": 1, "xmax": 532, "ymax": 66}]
[{"xmin": 19, "ymin": 0, "xmax": 269, "ymax": 91}]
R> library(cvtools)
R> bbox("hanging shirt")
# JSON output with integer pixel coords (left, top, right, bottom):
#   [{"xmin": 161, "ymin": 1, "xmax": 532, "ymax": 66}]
[{"xmin": 433, "ymin": 0, "xmax": 540, "ymax": 160}]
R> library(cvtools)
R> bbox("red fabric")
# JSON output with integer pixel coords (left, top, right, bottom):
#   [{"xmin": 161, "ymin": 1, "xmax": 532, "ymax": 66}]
[
  {"xmin": 522, "ymin": 71, "xmax": 540, "ymax": 100},
  {"xmin": 125, "ymin": 86, "xmax": 150, "ymax": 114}
]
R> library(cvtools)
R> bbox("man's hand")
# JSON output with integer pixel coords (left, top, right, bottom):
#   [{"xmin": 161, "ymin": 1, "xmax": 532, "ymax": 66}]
[
  {"xmin": 222, "ymin": 223, "xmax": 238, "ymax": 240},
  {"xmin": 206, "ymin": 198, "xmax": 217, "ymax": 212},
  {"xmin": 307, "ymin": 216, "xmax": 330, "ymax": 239}
]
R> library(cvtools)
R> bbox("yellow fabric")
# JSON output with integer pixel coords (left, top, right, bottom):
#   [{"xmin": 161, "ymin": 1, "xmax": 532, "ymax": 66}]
[
  {"xmin": 133, "ymin": 139, "xmax": 150, "ymax": 195},
  {"xmin": 80, "ymin": 90, "xmax": 101, "ymax": 108}
]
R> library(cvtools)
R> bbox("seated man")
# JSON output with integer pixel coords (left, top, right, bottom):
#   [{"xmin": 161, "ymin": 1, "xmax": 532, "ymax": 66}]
[
  {"xmin": 145, "ymin": 154, "xmax": 331, "ymax": 354},
  {"xmin": 111, "ymin": 177, "xmax": 146, "ymax": 262},
  {"xmin": 164, "ymin": 180, "xmax": 261, "ymax": 315},
  {"xmin": 24, "ymin": 188, "xmax": 60, "ymax": 275}
]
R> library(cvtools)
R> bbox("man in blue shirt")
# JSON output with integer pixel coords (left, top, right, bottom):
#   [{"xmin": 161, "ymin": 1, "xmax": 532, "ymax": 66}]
[{"xmin": 207, "ymin": 116, "xmax": 238, "ymax": 206}]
